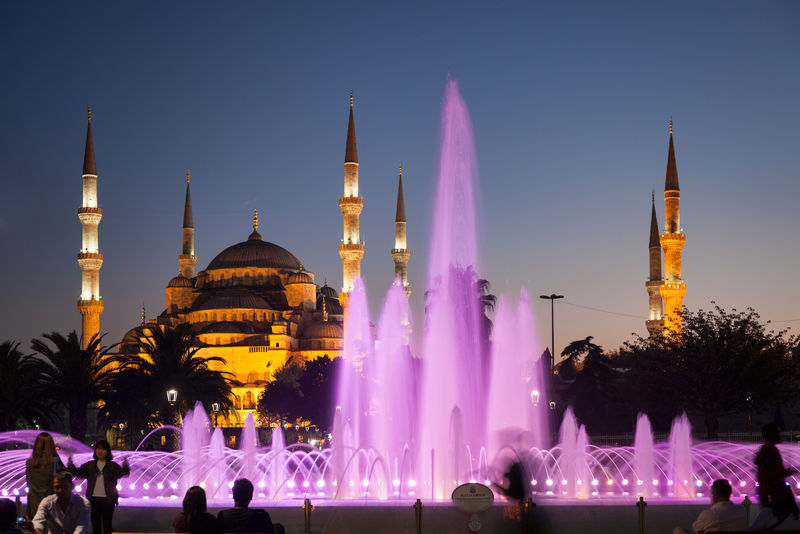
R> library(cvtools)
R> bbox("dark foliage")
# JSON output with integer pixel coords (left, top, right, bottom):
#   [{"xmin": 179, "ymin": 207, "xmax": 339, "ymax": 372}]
[
  {"xmin": 30, "ymin": 331, "xmax": 113, "ymax": 440},
  {"xmin": 623, "ymin": 305, "xmax": 799, "ymax": 438},
  {"xmin": 0, "ymin": 341, "xmax": 48, "ymax": 431}
]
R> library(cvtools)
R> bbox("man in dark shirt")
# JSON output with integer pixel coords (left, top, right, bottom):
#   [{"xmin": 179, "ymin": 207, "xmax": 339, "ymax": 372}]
[{"xmin": 216, "ymin": 479, "xmax": 273, "ymax": 534}]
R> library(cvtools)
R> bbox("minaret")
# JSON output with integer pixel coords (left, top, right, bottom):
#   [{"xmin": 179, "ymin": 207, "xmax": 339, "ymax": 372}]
[
  {"xmin": 179, "ymin": 170, "xmax": 197, "ymax": 278},
  {"xmin": 391, "ymin": 164, "xmax": 411, "ymax": 296},
  {"xmin": 659, "ymin": 119, "xmax": 687, "ymax": 336},
  {"xmin": 338, "ymin": 91, "xmax": 364, "ymax": 309},
  {"xmin": 645, "ymin": 192, "xmax": 664, "ymax": 337},
  {"xmin": 77, "ymin": 107, "xmax": 104, "ymax": 349}
]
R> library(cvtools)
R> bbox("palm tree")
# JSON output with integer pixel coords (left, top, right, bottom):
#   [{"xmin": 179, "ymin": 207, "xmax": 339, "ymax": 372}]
[
  {"xmin": 30, "ymin": 331, "xmax": 114, "ymax": 441},
  {"xmin": 108, "ymin": 324, "xmax": 234, "ymax": 450},
  {"xmin": 557, "ymin": 336, "xmax": 603, "ymax": 380},
  {"xmin": 0, "ymin": 341, "xmax": 48, "ymax": 431}
]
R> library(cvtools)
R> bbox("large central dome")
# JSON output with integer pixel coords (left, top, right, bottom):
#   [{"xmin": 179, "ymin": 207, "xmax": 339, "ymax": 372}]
[{"xmin": 206, "ymin": 231, "xmax": 303, "ymax": 271}]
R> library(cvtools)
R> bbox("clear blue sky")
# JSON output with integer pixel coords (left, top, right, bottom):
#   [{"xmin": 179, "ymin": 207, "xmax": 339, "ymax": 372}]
[{"xmin": 1, "ymin": 1, "xmax": 798, "ymax": 357}]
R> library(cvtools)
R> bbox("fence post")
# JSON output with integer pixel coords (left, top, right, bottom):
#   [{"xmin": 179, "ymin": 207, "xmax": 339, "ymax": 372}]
[
  {"xmin": 413, "ymin": 498, "xmax": 423, "ymax": 534},
  {"xmin": 636, "ymin": 496, "xmax": 647, "ymax": 534},
  {"xmin": 743, "ymin": 495, "xmax": 751, "ymax": 525},
  {"xmin": 303, "ymin": 498, "xmax": 313, "ymax": 534}
]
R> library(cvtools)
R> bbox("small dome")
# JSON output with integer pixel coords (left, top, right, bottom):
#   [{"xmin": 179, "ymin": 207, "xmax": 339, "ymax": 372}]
[
  {"xmin": 287, "ymin": 271, "xmax": 313, "ymax": 284},
  {"xmin": 196, "ymin": 291, "xmax": 270, "ymax": 311},
  {"xmin": 316, "ymin": 295, "xmax": 343, "ymax": 315},
  {"xmin": 320, "ymin": 283, "xmax": 338, "ymax": 298},
  {"xmin": 167, "ymin": 275, "xmax": 193, "ymax": 288},
  {"xmin": 304, "ymin": 321, "xmax": 343, "ymax": 339}
]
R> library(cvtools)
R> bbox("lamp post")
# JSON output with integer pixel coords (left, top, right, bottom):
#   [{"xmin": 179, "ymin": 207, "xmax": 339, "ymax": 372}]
[
  {"xmin": 166, "ymin": 388, "xmax": 178, "ymax": 406},
  {"xmin": 212, "ymin": 402, "xmax": 220, "ymax": 428},
  {"xmin": 539, "ymin": 294, "xmax": 564, "ymax": 373}
]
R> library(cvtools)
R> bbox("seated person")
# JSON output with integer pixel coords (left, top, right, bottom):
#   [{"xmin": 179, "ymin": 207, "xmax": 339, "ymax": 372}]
[
  {"xmin": 0, "ymin": 498, "xmax": 22, "ymax": 534},
  {"xmin": 217, "ymin": 479, "xmax": 273, "ymax": 533},
  {"xmin": 673, "ymin": 479, "xmax": 746, "ymax": 534},
  {"xmin": 32, "ymin": 472, "xmax": 90, "ymax": 534},
  {"xmin": 173, "ymin": 486, "xmax": 219, "ymax": 534}
]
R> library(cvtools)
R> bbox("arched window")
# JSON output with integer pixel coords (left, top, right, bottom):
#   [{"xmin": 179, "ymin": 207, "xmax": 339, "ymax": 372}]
[
  {"xmin": 234, "ymin": 394, "xmax": 242, "ymax": 410},
  {"xmin": 243, "ymin": 391, "xmax": 255, "ymax": 410}
]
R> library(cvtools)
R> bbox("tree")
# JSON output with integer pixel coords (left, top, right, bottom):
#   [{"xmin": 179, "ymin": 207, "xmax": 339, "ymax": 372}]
[
  {"xmin": 256, "ymin": 356, "xmax": 342, "ymax": 432},
  {"xmin": 257, "ymin": 363, "xmax": 302, "ymax": 426},
  {"xmin": 555, "ymin": 337, "xmax": 630, "ymax": 433},
  {"xmin": 297, "ymin": 355, "xmax": 341, "ymax": 431},
  {"xmin": 624, "ymin": 305, "xmax": 799, "ymax": 438},
  {"xmin": 30, "ymin": 331, "xmax": 114, "ymax": 441},
  {"xmin": 0, "ymin": 341, "xmax": 48, "ymax": 431},
  {"xmin": 107, "ymin": 324, "xmax": 234, "ymax": 449}
]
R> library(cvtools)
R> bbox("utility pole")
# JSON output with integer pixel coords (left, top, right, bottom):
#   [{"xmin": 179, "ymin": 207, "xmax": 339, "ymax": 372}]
[{"xmin": 539, "ymin": 294, "xmax": 564, "ymax": 373}]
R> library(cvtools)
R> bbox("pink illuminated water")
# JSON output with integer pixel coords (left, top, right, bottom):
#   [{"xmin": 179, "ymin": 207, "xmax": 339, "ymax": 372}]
[{"xmin": 0, "ymin": 80, "xmax": 789, "ymax": 505}]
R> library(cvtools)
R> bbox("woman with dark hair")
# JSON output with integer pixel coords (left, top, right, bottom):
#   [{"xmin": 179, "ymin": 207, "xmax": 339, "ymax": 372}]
[
  {"xmin": 173, "ymin": 486, "xmax": 219, "ymax": 534},
  {"xmin": 25, "ymin": 432, "xmax": 65, "ymax": 524},
  {"xmin": 68, "ymin": 440, "xmax": 129, "ymax": 534},
  {"xmin": 752, "ymin": 423, "xmax": 799, "ymax": 529}
]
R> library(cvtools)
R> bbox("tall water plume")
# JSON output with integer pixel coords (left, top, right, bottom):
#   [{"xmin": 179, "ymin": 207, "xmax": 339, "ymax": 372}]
[
  {"xmin": 240, "ymin": 413, "xmax": 259, "ymax": 481},
  {"xmin": 487, "ymin": 295, "xmax": 528, "ymax": 462},
  {"xmin": 633, "ymin": 413, "xmax": 655, "ymax": 498},
  {"xmin": 372, "ymin": 282, "xmax": 417, "ymax": 485},
  {"xmin": 419, "ymin": 78, "xmax": 485, "ymax": 498},
  {"xmin": 335, "ymin": 278, "xmax": 374, "ymax": 496},
  {"xmin": 669, "ymin": 413, "xmax": 695, "ymax": 498}
]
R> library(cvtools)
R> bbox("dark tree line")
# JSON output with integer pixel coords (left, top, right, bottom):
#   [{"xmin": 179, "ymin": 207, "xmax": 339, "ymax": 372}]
[
  {"xmin": 0, "ymin": 324, "xmax": 234, "ymax": 447},
  {"xmin": 554, "ymin": 305, "xmax": 799, "ymax": 438}
]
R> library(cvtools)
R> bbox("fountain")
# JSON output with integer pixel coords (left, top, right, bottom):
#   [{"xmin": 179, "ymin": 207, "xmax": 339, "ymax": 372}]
[{"xmin": 0, "ymin": 79, "xmax": 794, "ymax": 509}]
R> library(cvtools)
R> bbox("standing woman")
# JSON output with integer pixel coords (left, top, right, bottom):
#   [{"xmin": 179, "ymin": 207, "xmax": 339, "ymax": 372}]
[
  {"xmin": 68, "ymin": 440, "xmax": 129, "ymax": 534},
  {"xmin": 25, "ymin": 432, "xmax": 65, "ymax": 524}
]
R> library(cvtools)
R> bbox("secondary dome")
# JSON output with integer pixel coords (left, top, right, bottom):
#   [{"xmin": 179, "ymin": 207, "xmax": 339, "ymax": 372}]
[
  {"xmin": 304, "ymin": 321, "xmax": 344, "ymax": 339},
  {"xmin": 287, "ymin": 271, "xmax": 313, "ymax": 284},
  {"xmin": 206, "ymin": 235, "xmax": 303, "ymax": 271},
  {"xmin": 167, "ymin": 275, "xmax": 193, "ymax": 288}
]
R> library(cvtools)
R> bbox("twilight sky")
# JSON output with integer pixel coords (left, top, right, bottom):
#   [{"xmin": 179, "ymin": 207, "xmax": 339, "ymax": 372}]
[{"xmin": 1, "ymin": 1, "xmax": 798, "ymax": 358}]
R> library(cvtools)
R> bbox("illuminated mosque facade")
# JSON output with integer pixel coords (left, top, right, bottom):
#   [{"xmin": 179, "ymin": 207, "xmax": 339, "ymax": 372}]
[{"xmin": 77, "ymin": 97, "xmax": 411, "ymax": 426}]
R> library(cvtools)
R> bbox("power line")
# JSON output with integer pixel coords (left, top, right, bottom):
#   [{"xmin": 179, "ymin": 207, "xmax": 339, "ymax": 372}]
[
  {"xmin": 559, "ymin": 300, "xmax": 646, "ymax": 320},
  {"xmin": 558, "ymin": 300, "xmax": 800, "ymax": 324}
]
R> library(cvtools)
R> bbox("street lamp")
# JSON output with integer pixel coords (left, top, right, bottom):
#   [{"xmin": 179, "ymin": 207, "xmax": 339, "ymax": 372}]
[
  {"xmin": 530, "ymin": 389, "xmax": 541, "ymax": 406},
  {"xmin": 211, "ymin": 402, "xmax": 220, "ymax": 427},
  {"xmin": 166, "ymin": 388, "xmax": 178, "ymax": 406},
  {"xmin": 539, "ymin": 294, "xmax": 564, "ymax": 373}
]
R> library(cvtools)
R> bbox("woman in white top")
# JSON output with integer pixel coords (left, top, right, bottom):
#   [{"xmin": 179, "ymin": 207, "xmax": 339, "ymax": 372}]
[{"xmin": 68, "ymin": 440, "xmax": 129, "ymax": 534}]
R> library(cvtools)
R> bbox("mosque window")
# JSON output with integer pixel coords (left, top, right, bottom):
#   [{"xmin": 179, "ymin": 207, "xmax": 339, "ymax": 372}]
[
  {"xmin": 234, "ymin": 394, "xmax": 242, "ymax": 410},
  {"xmin": 243, "ymin": 391, "xmax": 255, "ymax": 410}
]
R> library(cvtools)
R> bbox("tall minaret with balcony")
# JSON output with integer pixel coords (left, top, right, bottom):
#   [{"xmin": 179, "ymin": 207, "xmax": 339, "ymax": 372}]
[
  {"xmin": 179, "ymin": 170, "xmax": 197, "ymax": 279},
  {"xmin": 391, "ymin": 164, "xmax": 411, "ymax": 296},
  {"xmin": 77, "ymin": 107, "xmax": 104, "ymax": 348},
  {"xmin": 646, "ymin": 192, "xmax": 664, "ymax": 337},
  {"xmin": 338, "ymin": 92, "xmax": 364, "ymax": 309},
  {"xmin": 659, "ymin": 119, "xmax": 687, "ymax": 336}
]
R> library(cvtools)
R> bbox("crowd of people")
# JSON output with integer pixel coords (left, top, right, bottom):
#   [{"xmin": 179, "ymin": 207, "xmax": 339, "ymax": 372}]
[{"xmin": 6, "ymin": 425, "xmax": 800, "ymax": 534}]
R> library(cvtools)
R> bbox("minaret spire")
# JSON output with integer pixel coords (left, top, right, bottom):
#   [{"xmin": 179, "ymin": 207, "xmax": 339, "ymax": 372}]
[
  {"xmin": 659, "ymin": 119, "xmax": 687, "ymax": 337},
  {"xmin": 392, "ymin": 164, "xmax": 411, "ymax": 296},
  {"xmin": 646, "ymin": 192, "xmax": 663, "ymax": 337},
  {"xmin": 339, "ymin": 92, "xmax": 365, "ymax": 308},
  {"xmin": 77, "ymin": 107, "xmax": 104, "ymax": 348},
  {"xmin": 179, "ymin": 170, "xmax": 197, "ymax": 278}
]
